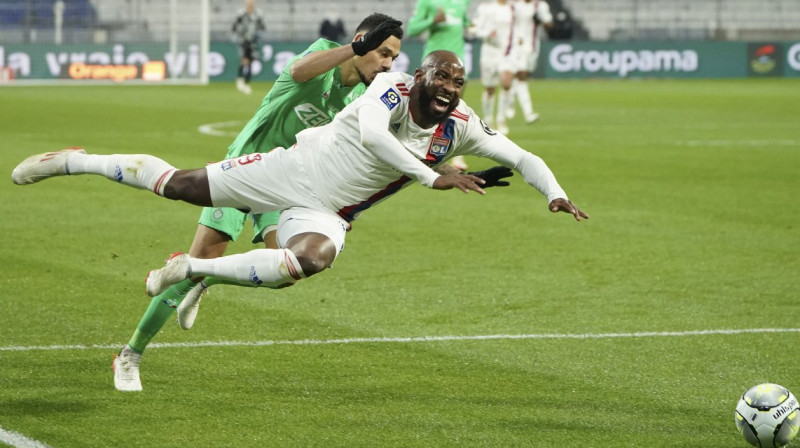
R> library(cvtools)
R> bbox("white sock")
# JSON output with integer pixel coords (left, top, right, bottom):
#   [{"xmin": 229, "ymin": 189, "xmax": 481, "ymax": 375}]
[
  {"xmin": 188, "ymin": 248, "xmax": 305, "ymax": 288},
  {"xmin": 66, "ymin": 153, "xmax": 176, "ymax": 196},
  {"xmin": 515, "ymin": 80, "xmax": 534, "ymax": 117},
  {"xmin": 497, "ymin": 88, "xmax": 513, "ymax": 124},
  {"xmin": 481, "ymin": 90, "xmax": 496, "ymax": 124}
]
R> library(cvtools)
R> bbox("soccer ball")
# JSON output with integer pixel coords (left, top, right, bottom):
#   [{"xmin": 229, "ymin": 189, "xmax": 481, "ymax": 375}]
[{"xmin": 735, "ymin": 383, "xmax": 800, "ymax": 447}]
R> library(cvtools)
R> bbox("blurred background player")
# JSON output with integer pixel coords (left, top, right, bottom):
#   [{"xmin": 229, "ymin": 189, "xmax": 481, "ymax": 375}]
[
  {"xmin": 407, "ymin": 0, "xmax": 471, "ymax": 61},
  {"xmin": 504, "ymin": 0, "xmax": 553, "ymax": 124},
  {"xmin": 407, "ymin": 0, "xmax": 472, "ymax": 170},
  {"xmin": 468, "ymin": 0, "xmax": 513, "ymax": 135},
  {"xmin": 110, "ymin": 13, "xmax": 405, "ymax": 392},
  {"xmin": 232, "ymin": 0, "xmax": 266, "ymax": 94}
]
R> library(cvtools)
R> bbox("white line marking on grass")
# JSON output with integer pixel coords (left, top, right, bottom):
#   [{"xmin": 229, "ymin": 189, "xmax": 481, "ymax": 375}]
[
  {"xmin": 2, "ymin": 328, "xmax": 799, "ymax": 352},
  {"xmin": 197, "ymin": 120, "xmax": 242, "ymax": 137},
  {"xmin": 681, "ymin": 139, "xmax": 797, "ymax": 147},
  {"xmin": 0, "ymin": 425, "xmax": 53, "ymax": 448}
]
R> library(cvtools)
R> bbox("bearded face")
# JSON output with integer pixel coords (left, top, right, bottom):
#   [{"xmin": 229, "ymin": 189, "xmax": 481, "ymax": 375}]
[{"xmin": 416, "ymin": 71, "xmax": 461, "ymax": 123}]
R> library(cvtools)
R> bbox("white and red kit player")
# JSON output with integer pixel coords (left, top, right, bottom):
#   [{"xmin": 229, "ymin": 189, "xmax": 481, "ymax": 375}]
[
  {"xmin": 11, "ymin": 51, "xmax": 588, "ymax": 300},
  {"xmin": 469, "ymin": 0, "xmax": 516, "ymax": 134},
  {"xmin": 506, "ymin": 0, "xmax": 553, "ymax": 123}
]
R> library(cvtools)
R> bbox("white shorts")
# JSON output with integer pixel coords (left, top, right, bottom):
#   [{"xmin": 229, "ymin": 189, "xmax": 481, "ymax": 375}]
[
  {"xmin": 207, "ymin": 148, "xmax": 348, "ymax": 259},
  {"xmin": 206, "ymin": 147, "xmax": 323, "ymax": 214},
  {"xmin": 276, "ymin": 207, "xmax": 349, "ymax": 258},
  {"xmin": 480, "ymin": 49, "xmax": 502, "ymax": 87},
  {"xmin": 514, "ymin": 47, "xmax": 542, "ymax": 72}
]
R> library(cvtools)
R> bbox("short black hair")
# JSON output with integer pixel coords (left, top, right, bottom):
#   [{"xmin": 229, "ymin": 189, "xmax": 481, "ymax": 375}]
[{"xmin": 355, "ymin": 13, "xmax": 404, "ymax": 40}]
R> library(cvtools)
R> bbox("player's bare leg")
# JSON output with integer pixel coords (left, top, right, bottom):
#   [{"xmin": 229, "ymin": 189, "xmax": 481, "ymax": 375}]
[{"xmin": 11, "ymin": 149, "xmax": 213, "ymax": 205}]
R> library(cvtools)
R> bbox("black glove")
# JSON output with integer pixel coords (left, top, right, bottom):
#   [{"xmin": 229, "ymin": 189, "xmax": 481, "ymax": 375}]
[
  {"xmin": 351, "ymin": 19, "xmax": 403, "ymax": 56},
  {"xmin": 469, "ymin": 166, "xmax": 513, "ymax": 188}
]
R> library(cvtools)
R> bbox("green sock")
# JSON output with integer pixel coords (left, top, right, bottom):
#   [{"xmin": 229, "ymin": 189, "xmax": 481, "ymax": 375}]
[{"xmin": 127, "ymin": 278, "xmax": 196, "ymax": 353}]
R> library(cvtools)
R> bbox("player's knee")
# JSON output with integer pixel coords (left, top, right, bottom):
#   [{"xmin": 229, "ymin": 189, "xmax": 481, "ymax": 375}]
[
  {"xmin": 294, "ymin": 253, "xmax": 329, "ymax": 277},
  {"xmin": 285, "ymin": 233, "xmax": 337, "ymax": 278}
]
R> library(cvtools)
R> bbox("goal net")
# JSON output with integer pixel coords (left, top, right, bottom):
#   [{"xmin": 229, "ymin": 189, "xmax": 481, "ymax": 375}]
[{"xmin": 0, "ymin": 0, "xmax": 209, "ymax": 85}]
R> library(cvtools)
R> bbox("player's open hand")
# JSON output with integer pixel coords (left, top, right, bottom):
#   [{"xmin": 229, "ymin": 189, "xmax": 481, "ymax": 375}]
[
  {"xmin": 549, "ymin": 198, "xmax": 589, "ymax": 221},
  {"xmin": 433, "ymin": 173, "xmax": 486, "ymax": 195}
]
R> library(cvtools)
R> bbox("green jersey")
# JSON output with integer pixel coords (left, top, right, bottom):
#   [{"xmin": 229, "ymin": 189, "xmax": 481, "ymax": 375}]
[
  {"xmin": 407, "ymin": 0, "xmax": 471, "ymax": 60},
  {"xmin": 226, "ymin": 39, "xmax": 366, "ymax": 158},
  {"xmin": 203, "ymin": 38, "xmax": 365, "ymax": 244}
]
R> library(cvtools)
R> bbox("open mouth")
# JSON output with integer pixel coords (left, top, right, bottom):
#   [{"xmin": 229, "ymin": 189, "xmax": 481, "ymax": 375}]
[{"xmin": 431, "ymin": 94, "xmax": 451, "ymax": 114}]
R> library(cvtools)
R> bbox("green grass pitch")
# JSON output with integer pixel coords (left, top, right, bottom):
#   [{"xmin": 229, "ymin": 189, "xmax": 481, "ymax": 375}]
[{"xmin": 0, "ymin": 77, "xmax": 798, "ymax": 447}]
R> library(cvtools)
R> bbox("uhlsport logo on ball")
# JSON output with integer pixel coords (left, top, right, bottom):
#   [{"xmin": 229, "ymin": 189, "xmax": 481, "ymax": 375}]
[{"xmin": 735, "ymin": 383, "xmax": 800, "ymax": 447}]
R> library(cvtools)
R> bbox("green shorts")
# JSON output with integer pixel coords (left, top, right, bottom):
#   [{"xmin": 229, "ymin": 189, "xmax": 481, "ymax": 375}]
[{"xmin": 198, "ymin": 207, "xmax": 280, "ymax": 244}]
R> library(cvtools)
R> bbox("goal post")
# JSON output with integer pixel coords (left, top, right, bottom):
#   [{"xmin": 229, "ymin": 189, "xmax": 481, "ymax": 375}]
[{"xmin": 0, "ymin": 0, "xmax": 210, "ymax": 85}]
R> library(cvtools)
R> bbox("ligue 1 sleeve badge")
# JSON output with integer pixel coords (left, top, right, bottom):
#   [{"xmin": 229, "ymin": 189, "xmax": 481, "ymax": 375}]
[{"xmin": 380, "ymin": 88, "xmax": 401, "ymax": 110}]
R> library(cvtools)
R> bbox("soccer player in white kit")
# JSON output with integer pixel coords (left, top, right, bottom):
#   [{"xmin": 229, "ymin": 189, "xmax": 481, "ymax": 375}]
[
  {"xmin": 506, "ymin": 0, "xmax": 553, "ymax": 123},
  {"xmin": 12, "ymin": 50, "xmax": 588, "ymax": 299},
  {"xmin": 469, "ymin": 0, "xmax": 516, "ymax": 135}
]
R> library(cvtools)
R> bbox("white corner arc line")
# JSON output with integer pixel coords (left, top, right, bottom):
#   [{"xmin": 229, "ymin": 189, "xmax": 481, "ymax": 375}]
[
  {"xmin": 2, "ymin": 328, "xmax": 799, "ymax": 352},
  {"xmin": 197, "ymin": 120, "xmax": 242, "ymax": 137},
  {"xmin": 0, "ymin": 426, "xmax": 53, "ymax": 448}
]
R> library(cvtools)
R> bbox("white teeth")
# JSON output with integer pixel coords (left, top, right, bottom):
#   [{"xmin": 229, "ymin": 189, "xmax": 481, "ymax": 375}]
[{"xmin": 435, "ymin": 95, "xmax": 450, "ymax": 104}]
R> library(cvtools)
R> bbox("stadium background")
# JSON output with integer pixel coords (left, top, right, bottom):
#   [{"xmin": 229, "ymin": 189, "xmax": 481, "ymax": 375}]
[{"xmin": 1, "ymin": 0, "xmax": 799, "ymax": 82}]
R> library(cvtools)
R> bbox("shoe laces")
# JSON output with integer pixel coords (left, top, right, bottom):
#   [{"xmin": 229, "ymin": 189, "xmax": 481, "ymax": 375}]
[{"xmin": 118, "ymin": 350, "xmax": 141, "ymax": 372}]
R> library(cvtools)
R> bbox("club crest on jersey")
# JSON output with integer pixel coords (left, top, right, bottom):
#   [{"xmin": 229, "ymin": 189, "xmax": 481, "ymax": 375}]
[
  {"xmin": 380, "ymin": 88, "xmax": 401, "ymax": 110},
  {"xmin": 429, "ymin": 136, "xmax": 451, "ymax": 156}
]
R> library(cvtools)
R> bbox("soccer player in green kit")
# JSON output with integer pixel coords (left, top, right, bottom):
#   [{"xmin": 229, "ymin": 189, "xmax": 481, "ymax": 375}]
[
  {"xmin": 407, "ymin": 0, "xmax": 471, "ymax": 61},
  {"xmin": 111, "ymin": 13, "xmax": 405, "ymax": 392}
]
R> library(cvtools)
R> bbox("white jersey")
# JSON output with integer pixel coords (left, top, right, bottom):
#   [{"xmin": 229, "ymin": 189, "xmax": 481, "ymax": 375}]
[
  {"xmin": 513, "ymin": 0, "xmax": 552, "ymax": 55},
  {"xmin": 295, "ymin": 71, "xmax": 567, "ymax": 222},
  {"xmin": 471, "ymin": 1, "xmax": 515, "ymax": 59},
  {"xmin": 207, "ymin": 71, "xmax": 567, "ymax": 223}
]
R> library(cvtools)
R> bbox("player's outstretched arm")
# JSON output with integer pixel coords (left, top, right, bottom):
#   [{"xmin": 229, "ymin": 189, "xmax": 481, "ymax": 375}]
[
  {"xmin": 432, "ymin": 173, "xmax": 486, "ymax": 195},
  {"xmin": 549, "ymin": 198, "xmax": 589, "ymax": 221},
  {"xmin": 290, "ymin": 45, "xmax": 358, "ymax": 83},
  {"xmin": 436, "ymin": 164, "xmax": 513, "ymax": 188},
  {"xmin": 407, "ymin": 0, "xmax": 436, "ymax": 37}
]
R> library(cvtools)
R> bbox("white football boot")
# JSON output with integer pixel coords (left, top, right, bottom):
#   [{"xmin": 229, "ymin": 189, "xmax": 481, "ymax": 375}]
[
  {"xmin": 145, "ymin": 252, "xmax": 191, "ymax": 297},
  {"xmin": 177, "ymin": 280, "xmax": 209, "ymax": 330},
  {"xmin": 525, "ymin": 113, "xmax": 540, "ymax": 124},
  {"xmin": 11, "ymin": 147, "xmax": 85, "ymax": 185},
  {"xmin": 113, "ymin": 345, "xmax": 143, "ymax": 392}
]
